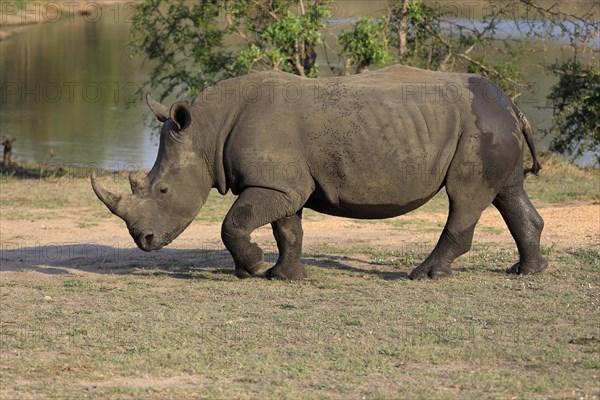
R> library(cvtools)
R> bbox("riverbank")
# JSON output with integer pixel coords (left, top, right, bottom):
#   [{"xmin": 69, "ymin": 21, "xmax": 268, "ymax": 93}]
[{"xmin": 0, "ymin": 0, "xmax": 134, "ymax": 40}]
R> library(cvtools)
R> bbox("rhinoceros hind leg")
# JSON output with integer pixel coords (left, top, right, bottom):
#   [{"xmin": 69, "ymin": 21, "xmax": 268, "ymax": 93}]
[
  {"xmin": 409, "ymin": 198, "xmax": 494, "ymax": 280},
  {"xmin": 409, "ymin": 201, "xmax": 488, "ymax": 280},
  {"xmin": 506, "ymin": 260, "xmax": 548, "ymax": 275},
  {"xmin": 266, "ymin": 211, "xmax": 307, "ymax": 280},
  {"xmin": 222, "ymin": 188, "xmax": 301, "ymax": 279},
  {"xmin": 408, "ymin": 220, "xmax": 479, "ymax": 280},
  {"xmin": 493, "ymin": 186, "xmax": 547, "ymax": 275},
  {"xmin": 410, "ymin": 141, "xmax": 502, "ymax": 280}
]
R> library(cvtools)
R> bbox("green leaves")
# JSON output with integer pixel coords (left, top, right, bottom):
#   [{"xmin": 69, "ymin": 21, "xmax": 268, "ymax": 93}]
[
  {"xmin": 339, "ymin": 17, "xmax": 391, "ymax": 74},
  {"xmin": 131, "ymin": 0, "xmax": 332, "ymax": 96},
  {"xmin": 244, "ymin": 2, "xmax": 331, "ymax": 76},
  {"xmin": 546, "ymin": 61, "xmax": 600, "ymax": 164},
  {"xmin": 130, "ymin": 0, "xmax": 229, "ymax": 98}
]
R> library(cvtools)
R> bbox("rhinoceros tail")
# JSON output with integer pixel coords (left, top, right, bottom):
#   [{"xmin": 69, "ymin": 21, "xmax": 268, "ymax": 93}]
[{"xmin": 515, "ymin": 105, "xmax": 541, "ymax": 177}]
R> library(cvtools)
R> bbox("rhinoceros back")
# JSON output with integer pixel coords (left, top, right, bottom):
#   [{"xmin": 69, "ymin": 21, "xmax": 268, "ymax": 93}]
[{"xmin": 220, "ymin": 67, "xmax": 490, "ymax": 218}]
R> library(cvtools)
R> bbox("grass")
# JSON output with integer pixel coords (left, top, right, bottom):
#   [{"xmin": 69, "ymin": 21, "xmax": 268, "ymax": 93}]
[
  {"xmin": 0, "ymin": 248, "xmax": 598, "ymax": 399},
  {"xmin": 525, "ymin": 154, "xmax": 600, "ymax": 204},
  {"xmin": 1, "ymin": 156, "xmax": 599, "ymax": 399},
  {"xmin": 307, "ymin": 243, "xmax": 432, "ymax": 267}
]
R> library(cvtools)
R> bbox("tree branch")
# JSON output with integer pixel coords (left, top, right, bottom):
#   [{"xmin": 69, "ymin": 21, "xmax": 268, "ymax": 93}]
[
  {"xmin": 293, "ymin": 41, "xmax": 306, "ymax": 77},
  {"xmin": 398, "ymin": 0, "xmax": 409, "ymax": 58},
  {"xmin": 225, "ymin": 12, "xmax": 254, "ymax": 45}
]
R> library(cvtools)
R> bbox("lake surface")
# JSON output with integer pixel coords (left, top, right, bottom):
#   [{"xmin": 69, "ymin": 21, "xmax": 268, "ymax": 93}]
[
  {"xmin": 0, "ymin": 10, "xmax": 155, "ymax": 170},
  {"xmin": 0, "ymin": 2, "xmax": 583, "ymax": 169}
]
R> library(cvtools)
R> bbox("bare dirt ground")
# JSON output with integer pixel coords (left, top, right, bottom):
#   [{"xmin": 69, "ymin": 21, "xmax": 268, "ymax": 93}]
[{"xmin": 1, "ymin": 193, "xmax": 598, "ymax": 278}]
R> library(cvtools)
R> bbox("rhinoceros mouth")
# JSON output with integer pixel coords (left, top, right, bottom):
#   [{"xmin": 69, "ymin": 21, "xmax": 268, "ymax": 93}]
[
  {"xmin": 131, "ymin": 229, "xmax": 163, "ymax": 252},
  {"xmin": 134, "ymin": 235, "xmax": 164, "ymax": 252},
  {"xmin": 131, "ymin": 221, "xmax": 193, "ymax": 252}
]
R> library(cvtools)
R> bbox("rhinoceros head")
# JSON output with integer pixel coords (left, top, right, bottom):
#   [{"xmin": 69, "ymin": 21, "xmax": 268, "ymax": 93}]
[{"xmin": 91, "ymin": 94, "xmax": 211, "ymax": 251}]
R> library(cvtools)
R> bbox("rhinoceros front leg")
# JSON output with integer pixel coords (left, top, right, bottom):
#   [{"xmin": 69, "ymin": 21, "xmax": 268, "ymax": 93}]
[
  {"xmin": 221, "ymin": 187, "xmax": 301, "ymax": 279},
  {"xmin": 266, "ymin": 210, "xmax": 307, "ymax": 280}
]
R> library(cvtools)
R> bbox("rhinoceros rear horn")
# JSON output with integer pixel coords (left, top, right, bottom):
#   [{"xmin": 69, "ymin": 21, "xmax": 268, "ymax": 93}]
[
  {"xmin": 129, "ymin": 172, "xmax": 146, "ymax": 195},
  {"xmin": 91, "ymin": 172, "xmax": 128, "ymax": 219},
  {"xmin": 146, "ymin": 93, "xmax": 169, "ymax": 122}
]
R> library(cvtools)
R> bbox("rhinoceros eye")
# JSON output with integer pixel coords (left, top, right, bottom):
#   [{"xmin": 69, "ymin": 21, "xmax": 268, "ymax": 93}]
[{"xmin": 159, "ymin": 184, "xmax": 169, "ymax": 194}]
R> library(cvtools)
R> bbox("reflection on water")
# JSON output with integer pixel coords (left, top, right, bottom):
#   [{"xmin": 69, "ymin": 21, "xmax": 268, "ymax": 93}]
[
  {"xmin": 0, "ymin": 3, "xmax": 586, "ymax": 169},
  {"xmin": 0, "ymin": 13, "xmax": 156, "ymax": 169}
]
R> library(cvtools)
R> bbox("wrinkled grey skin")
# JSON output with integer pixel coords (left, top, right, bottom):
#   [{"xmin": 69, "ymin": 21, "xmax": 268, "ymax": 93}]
[{"xmin": 92, "ymin": 65, "xmax": 548, "ymax": 280}]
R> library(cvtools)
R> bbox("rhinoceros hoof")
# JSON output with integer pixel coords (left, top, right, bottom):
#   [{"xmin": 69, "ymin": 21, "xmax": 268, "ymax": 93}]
[
  {"xmin": 507, "ymin": 257, "xmax": 548, "ymax": 275},
  {"xmin": 409, "ymin": 263, "xmax": 452, "ymax": 280},
  {"xmin": 234, "ymin": 260, "xmax": 264, "ymax": 279},
  {"xmin": 266, "ymin": 263, "xmax": 307, "ymax": 281}
]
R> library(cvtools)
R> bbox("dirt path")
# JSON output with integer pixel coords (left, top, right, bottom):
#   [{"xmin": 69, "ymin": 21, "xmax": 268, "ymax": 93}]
[{"xmin": 1, "ymin": 199, "xmax": 597, "ymax": 277}]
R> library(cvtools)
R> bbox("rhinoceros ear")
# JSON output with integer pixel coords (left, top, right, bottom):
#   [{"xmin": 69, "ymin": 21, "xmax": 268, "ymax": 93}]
[
  {"xmin": 146, "ymin": 93, "xmax": 169, "ymax": 122},
  {"xmin": 169, "ymin": 101, "xmax": 191, "ymax": 131}
]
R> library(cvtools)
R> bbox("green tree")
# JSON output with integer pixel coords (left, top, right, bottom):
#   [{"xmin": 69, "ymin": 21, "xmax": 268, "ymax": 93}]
[
  {"xmin": 338, "ymin": 16, "xmax": 390, "ymax": 74},
  {"xmin": 385, "ymin": 0, "xmax": 535, "ymax": 97},
  {"xmin": 388, "ymin": 0, "xmax": 443, "ymax": 69},
  {"xmin": 131, "ymin": 0, "xmax": 332, "ymax": 98},
  {"xmin": 130, "ymin": 0, "xmax": 228, "ymax": 97},
  {"xmin": 545, "ymin": 60, "xmax": 600, "ymax": 164}
]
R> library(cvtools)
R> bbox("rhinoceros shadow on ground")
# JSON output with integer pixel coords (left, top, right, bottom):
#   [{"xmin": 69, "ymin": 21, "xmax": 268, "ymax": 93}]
[{"xmin": 0, "ymin": 243, "xmax": 411, "ymax": 280}]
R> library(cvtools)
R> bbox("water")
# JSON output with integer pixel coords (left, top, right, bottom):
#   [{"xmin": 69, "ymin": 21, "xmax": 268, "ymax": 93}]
[
  {"xmin": 0, "ymin": 12, "xmax": 156, "ymax": 169},
  {"xmin": 0, "ymin": 3, "xmax": 590, "ymax": 169}
]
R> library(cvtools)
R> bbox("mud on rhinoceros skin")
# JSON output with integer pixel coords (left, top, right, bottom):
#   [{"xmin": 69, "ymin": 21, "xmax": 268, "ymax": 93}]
[{"xmin": 91, "ymin": 65, "xmax": 548, "ymax": 280}]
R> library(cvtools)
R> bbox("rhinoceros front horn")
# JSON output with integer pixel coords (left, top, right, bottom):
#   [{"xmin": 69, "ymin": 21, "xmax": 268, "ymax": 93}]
[
  {"xmin": 146, "ymin": 92, "xmax": 169, "ymax": 122},
  {"xmin": 91, "ymin": 172, "xmax": 128, "ymax": 219}
]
